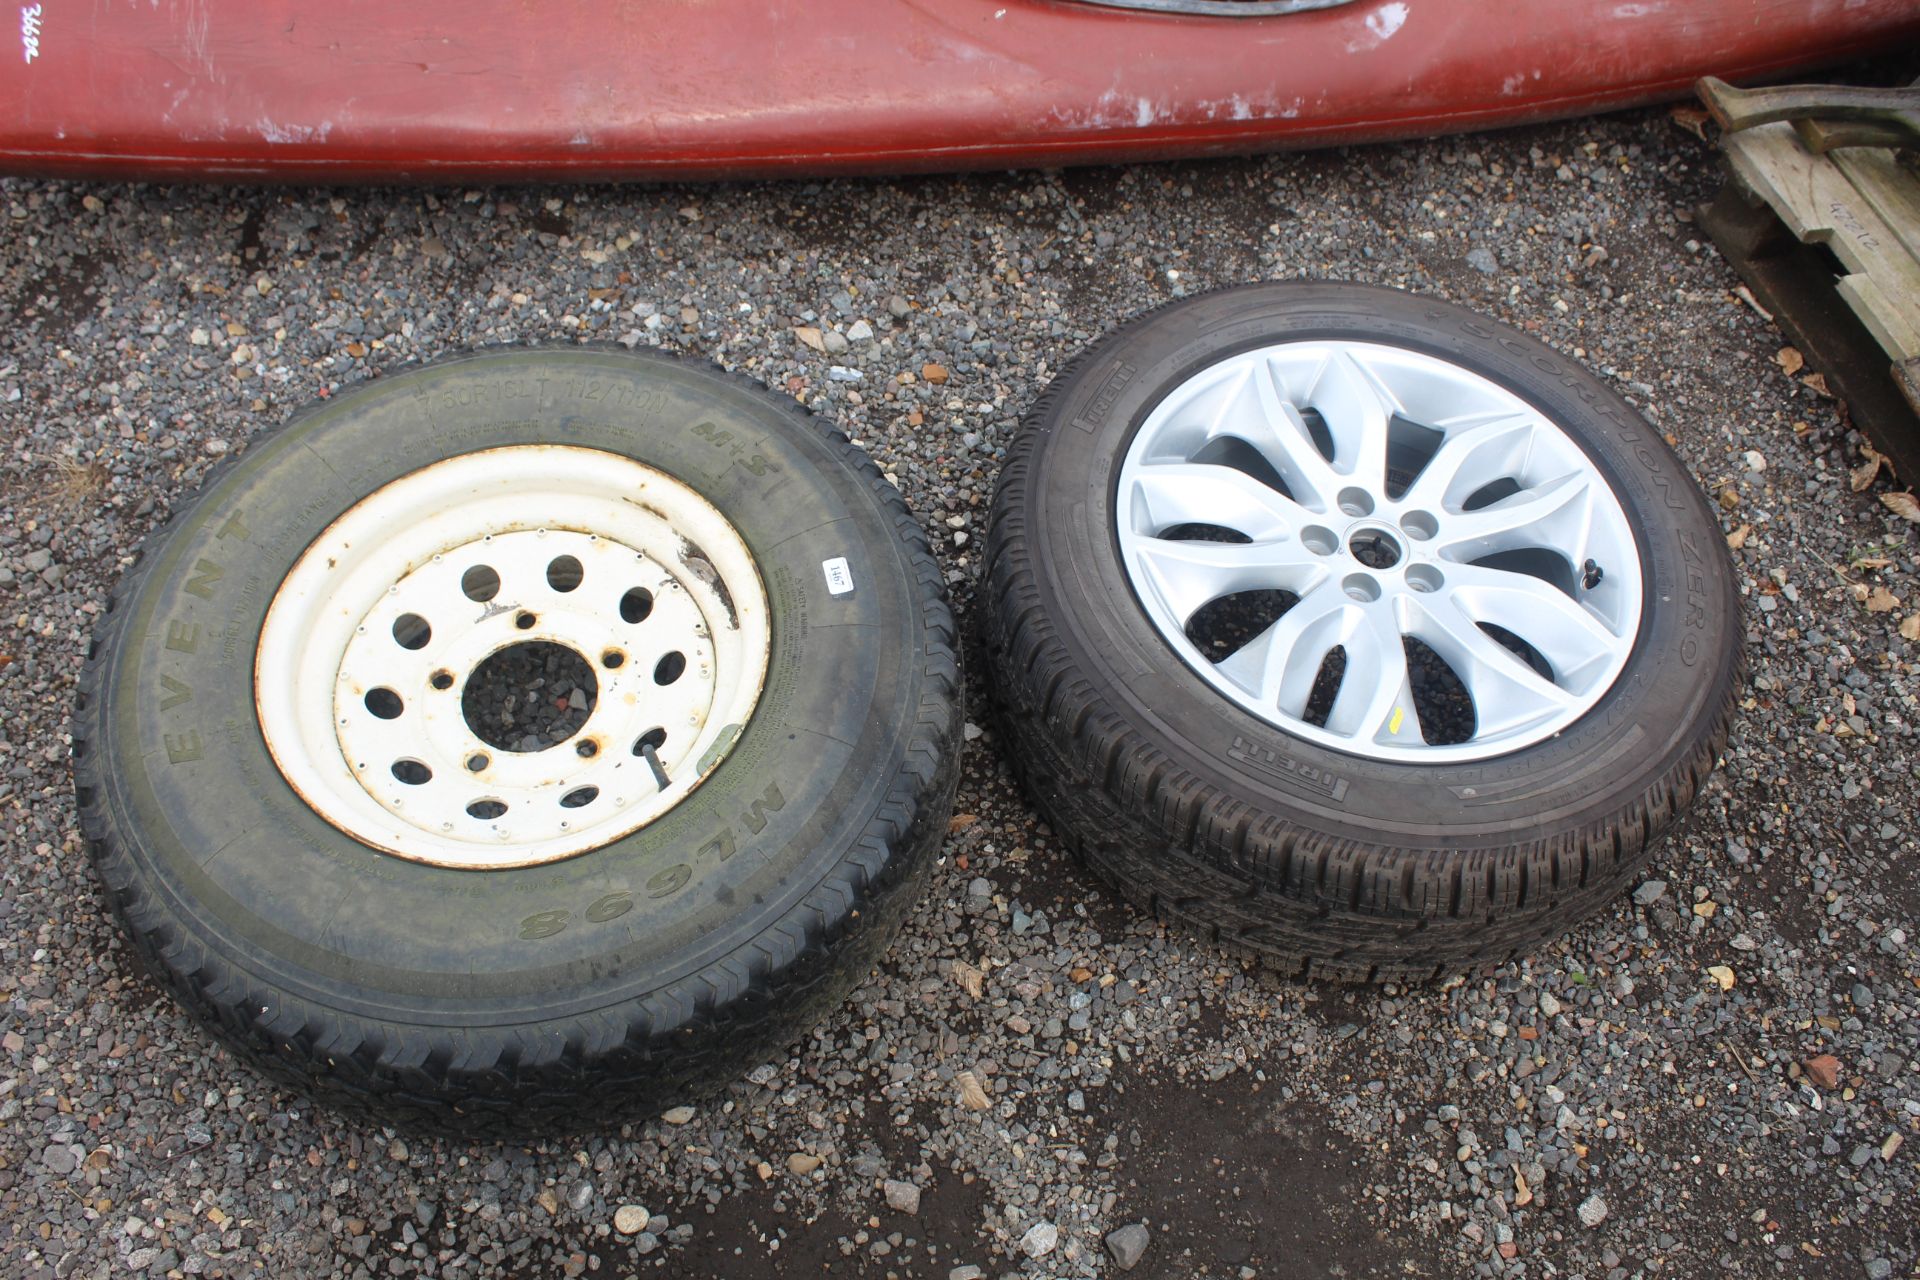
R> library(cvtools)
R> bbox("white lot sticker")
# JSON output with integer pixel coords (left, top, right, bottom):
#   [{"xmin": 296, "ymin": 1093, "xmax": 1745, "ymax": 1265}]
[{"xmin": 821, "ymin": 556, "xmax": 854, "ymax": 596}]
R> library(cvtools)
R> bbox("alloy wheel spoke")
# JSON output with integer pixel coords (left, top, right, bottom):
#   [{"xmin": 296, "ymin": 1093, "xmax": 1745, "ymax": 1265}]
[
  {"xmin": 1411, "ymin": 593, "xmax": 1576, "ymax": 740},
  {"xmin": 1214, "ymin": 580, "xmax": 1351, "ymax": 713},
  {"xmin": 1325, "ymin": 604, "xmax": 1423, "ymax": 745},
  {"xmin": 1308, "ymin": 349, "xmax": 1398, "ymax": 490},
  {"xmin": 1432, "ymin": 469, "xmax": 1593, "ymax": 562},
  {"xmin": 1399, "ymin": 412, "xmax": 1539, "ymax": 512},
  {"xmin": 1131, "ymin": 535, "xmax": 1328, "ymax": 625},
  {"xmin": 1131, "ymin": 461, "xmax": 1312, "ymax": 541},
  {"xmin": 1240, "ymin": 360, "xmax": 1343, "ymax": 512},
  {"xmin": 1443, "ymin": 562, "xmax": 1622, "ymax": 688}
]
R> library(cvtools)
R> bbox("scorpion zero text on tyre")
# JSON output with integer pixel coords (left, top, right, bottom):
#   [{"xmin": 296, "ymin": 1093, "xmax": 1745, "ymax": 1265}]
[
  {"xmin": 984, "ymin": 284, "xmax": 1739, "ymax": 981},
  {"xmin": 75, "ymin": 348, "xmax": 961, "ymax": 1126}
]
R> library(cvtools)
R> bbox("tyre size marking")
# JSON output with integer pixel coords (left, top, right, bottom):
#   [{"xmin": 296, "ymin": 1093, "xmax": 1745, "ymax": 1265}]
[
  {"xmin": 427, "ymin": 377, "xmax": 667, "ymax": 418},
  {"xmin": 821, "ymin": 556, "xmax": 854, "ymax": 596},
  {"xmin": 1227, "ymin": 735, "xmax": 1349, "ymax": 802},
  {"xmin": 183, "ymin": 558, "xmax": 224, "ymax": 600},
  {"xmin": 691, "ymin": 420, "xmax": 775, "ymax": 477}
]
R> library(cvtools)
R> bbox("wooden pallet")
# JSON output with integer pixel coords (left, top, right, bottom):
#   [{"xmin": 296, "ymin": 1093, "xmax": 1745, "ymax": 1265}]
[{"xmin": 1700, "ymin": 119, "xmax": 1920, "ymax": 480}]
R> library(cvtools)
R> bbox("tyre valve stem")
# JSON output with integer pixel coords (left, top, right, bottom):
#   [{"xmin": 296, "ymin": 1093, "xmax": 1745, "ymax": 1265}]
[
  {"xmin": 1581, "ymin": 559, "xmax": 1604, "ymax": 590},
  {"xmin": 641, "ymin": 743, "xmax": 671, "ymax": 790}
]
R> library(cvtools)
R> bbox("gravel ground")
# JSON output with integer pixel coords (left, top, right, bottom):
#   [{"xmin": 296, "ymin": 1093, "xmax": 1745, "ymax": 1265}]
[{"xmin": 4, "ymin": 101, "xmax": 1919, "ymax": 1280}]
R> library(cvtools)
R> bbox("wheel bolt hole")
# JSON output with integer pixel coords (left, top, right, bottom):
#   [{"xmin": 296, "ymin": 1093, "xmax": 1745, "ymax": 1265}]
[
  {"xmin": 467, "ymin": 799, "xmax": 507, "ymax": 821},
  {"xmin": 1405, "ymin": 564, "xmax": 1445, "ymax": 594},
  {"xmin": 365, "ymin": 687, "xmax": 404, "ymax": 719},
  {"xmin": 515, "ymin": 611, "xmax": 537, "ymax": 630},
  {"xmin": 654, "ymin": 651, "xmax": 686, "ymax": 685},
  {"xmin": 461, "ymin": 565, "xmax": 500, "ymax": 602},
  {"xmin": 392, "ymin": 613, "xmax": 431, "ymax": 650},
  {"xmin": 391, "ymin": 759, "xmax": 432, "ymax": 785},
  {"xmin": 546, "ymin": 555, "xmax": 584, "ymax": 593},
  {"xmin": 1401, "ymin": 510, "xmax": 1438, "ymax": 541},
  {"xmin": 1342, "ymin": 573, "xmax": 1381, "ymax": 603},
  {"xmin": 1301, "ymin": 525, "xmax": 1339, "ymax": 556},
  {"xmin": 466, "ymin": 753, "xmax": 489, "ymax": 772},
  {"xmin": 430, "ymin": 670, "xmax": 455, "ymax": 691},
  {"xmin": 1337, "ymin": 487, "xmax": 1375, "ymax": 517},
  {"xmin": 576, "ymin": 739, "xmax": 598, "ymax": 758},
  {"xmin": 619, "ymin": 587, "xmax": 654, "ymax": 624},
  {"xmin": 560, "ymin": 785, "xmax": 600, "ymax": 809},
  {"xmin": 601, "ymin": 649, "xmax": 625, "ymax": 669},
  {"xmin": 632, "ymin": 727, "xmax": 668, "ymax": 756}
]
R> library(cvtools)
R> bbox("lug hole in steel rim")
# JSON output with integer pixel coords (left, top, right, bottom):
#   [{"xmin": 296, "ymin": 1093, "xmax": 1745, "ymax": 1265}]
[
  {"xmin": 619, "ymin": 587, "xmax": 654, "ymax": 624},
  {"xmin": 601, "ymin": 649, "xmax": 624, "ymax": 669},
  {"xmin": 466, "ymin": 753, "xmax": 489, "ymax": 772},
  {"xmin": 392, "ymin": 614, "xmax": 431, "ymax": 650},
  {"xmin": 1113, "ymin": 340, "xmax": 1644, "ymax": 763},
  {"xmin": 430, "ymin": 670, "xmax": 455, "ymax": 691},
  {"xmin": 576, "ymin": 739, "xmax": 598, "ymax": 758},
  {"xmin": 461, "ymin": 565, "xmax": 500, "ymax": 602},
  {"xmin": 515, "ymin": 611, "xmax": 537, "ymax": 630},
  {"xmin": 546, "ymin": 555, "xmax": 584, "ymax": 593}
]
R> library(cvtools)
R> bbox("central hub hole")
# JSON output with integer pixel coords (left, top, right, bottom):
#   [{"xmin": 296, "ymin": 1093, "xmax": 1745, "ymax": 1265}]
[
  {"xmin": 461, "ymin": 641, "xmax": 597, "ymax": 753},
  {"xmin": 1348, "ymin": 528, "xmax": 1402, "ymax": 570}
]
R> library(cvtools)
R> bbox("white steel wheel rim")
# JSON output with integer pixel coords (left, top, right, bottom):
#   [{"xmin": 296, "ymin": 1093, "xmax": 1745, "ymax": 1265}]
[
  {"xmin": 256, "ymin": 446, "xmax": 770, "ymax": 869},
  {"xmin": 1115, "ymin": 340, "xmax": 1644, "ymax": 763}
]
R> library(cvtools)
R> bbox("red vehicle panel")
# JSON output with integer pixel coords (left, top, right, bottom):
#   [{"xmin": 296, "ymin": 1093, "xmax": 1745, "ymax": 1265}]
[{"xmin": 4, "ymin": 1, "xmax": 1917, "ymax": 183}]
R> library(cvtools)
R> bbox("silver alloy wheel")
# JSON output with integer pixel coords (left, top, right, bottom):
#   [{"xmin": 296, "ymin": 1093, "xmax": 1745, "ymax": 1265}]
[
  {"xmin": 255, "ymin": 446, "xmax": 770, "ymax": 869},
  {"xmin": 1115, "ymin": 341, "xmax": 1643, "ymax": 763}
]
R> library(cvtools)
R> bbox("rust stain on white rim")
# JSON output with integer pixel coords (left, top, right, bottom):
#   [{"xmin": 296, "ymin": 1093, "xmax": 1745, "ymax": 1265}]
[{"xmin": 255, "ymin": 446, "xmax": 770, "ymax": 870}]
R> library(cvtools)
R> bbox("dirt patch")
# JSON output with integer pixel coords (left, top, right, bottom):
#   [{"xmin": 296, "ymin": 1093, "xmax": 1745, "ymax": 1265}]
[{"xmin": 1102, "ymin": 1070, "xmax": 1425, "ymax": 1279}]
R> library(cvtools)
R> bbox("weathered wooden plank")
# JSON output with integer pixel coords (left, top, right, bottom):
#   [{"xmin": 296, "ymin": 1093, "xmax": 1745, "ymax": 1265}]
[
  {"xmin": 1829, "ymin": 147, "xmax": 1920, "ymax": 263},
  {"xmin": 1725, "ymin": 123, "xmax": 1920, "ymax": 359}
]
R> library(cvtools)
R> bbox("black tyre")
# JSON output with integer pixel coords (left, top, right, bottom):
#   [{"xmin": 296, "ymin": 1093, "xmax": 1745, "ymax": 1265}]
[
  {"xmin": 983, "ymin": 283, "xmax": 1739, "ymax": 981},
  {"xmin": 74, "ymin": 347, "xmax": 961, "ymax": 1128}
]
